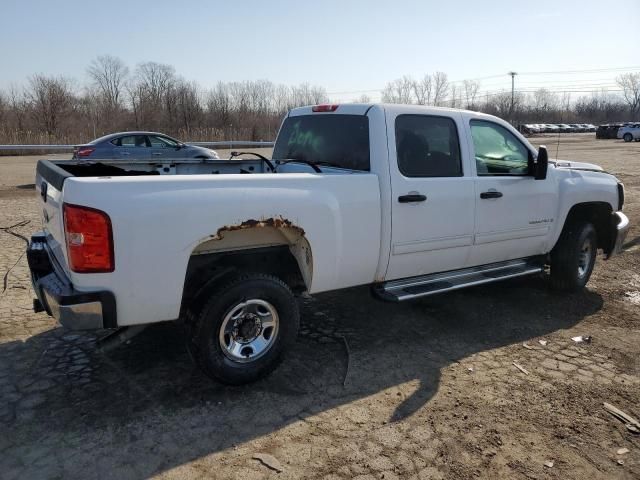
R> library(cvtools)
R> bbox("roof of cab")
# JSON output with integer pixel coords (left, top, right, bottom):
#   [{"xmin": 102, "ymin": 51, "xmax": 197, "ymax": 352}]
[{"xmin": 288, "ymin": 103, "xmax": 485, "ymax": 117}]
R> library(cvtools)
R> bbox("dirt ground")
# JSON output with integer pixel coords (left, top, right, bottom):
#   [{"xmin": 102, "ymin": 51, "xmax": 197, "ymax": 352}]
[{"xmin": 1, "ymin": 135, "xmax": 639, "ymax": 480}]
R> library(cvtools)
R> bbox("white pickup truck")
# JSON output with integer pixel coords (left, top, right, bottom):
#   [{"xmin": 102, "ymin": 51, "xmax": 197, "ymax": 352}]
[{"xmin": 29, "ymin": 103, "xmax": 629, "ymax": 384}]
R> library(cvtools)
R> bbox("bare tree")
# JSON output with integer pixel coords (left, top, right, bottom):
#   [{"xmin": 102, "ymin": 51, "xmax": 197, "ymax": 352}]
[
  {"xmin": 135, "ymin": 62, "xmax": 175, "ymax": 103},
  {"xmin": 448, "ymin": 84, "xmax": 463, "ymax": 108},
  {"xmin": 574, "ymin": 90, "xmax": 626, "ymax": 124},
  {"xmin": 412, "ymin": 75, "xmax": 432, "ymax": 105},
  {"xmin": 463, "ymin": 80, "xmax": 480, "ymax": 109},
  {"xmin": 531, "ymin": 88, "xmax": 558, "ymax": 120},
  {"xmin": 0, "ymin": 91, "xmax": 6, "ymax": 126},
  {"xmin": 174, "ymin": 80, "xmax": 203, "ymax": 134},
  {"xmin": 432, "ymin": 72, "xmax": 449, "ymax": 106},
  {"xmin": 353, "ymin": 94, "xmax": 372, "ymax": 103},
  {"xmin": 616, "ymin": 72, "xmax": 640, "ymax": 119},
  {"xmin": 8, "ymin": 85, "xmax": 28, "ymax": 132},
  {"xmin": 381, "ymin": 76, "xmax": 414, "ymax": 104},
  {"xmin": 87, "ymin": 55, "xmax": 128, "ymax": 110},
  {"xmin": 26, "ymin": 74, "xmax": 74, "ymax": 138},
  {"xmin": 129, "ymin": 62, "xmax": 176, "ymax": 130}
]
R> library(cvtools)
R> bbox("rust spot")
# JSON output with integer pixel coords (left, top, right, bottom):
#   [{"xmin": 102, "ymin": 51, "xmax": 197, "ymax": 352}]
[{"xmin": 210, "ymin": 216, "xmax": 305, "ymax": 240}]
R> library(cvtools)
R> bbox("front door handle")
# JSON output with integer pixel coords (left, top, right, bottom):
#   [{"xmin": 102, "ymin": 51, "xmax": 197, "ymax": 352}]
[
  {"xmin": 398, "ymin": 194, "xmax": 427, "ymax": 203},
  {"xmin": 480, "ymin": 191, "xmax": 503, "ymax": 199},
  {"xmin": 152, "ymin": 152, "xmax": 163, "ymax": 156}
]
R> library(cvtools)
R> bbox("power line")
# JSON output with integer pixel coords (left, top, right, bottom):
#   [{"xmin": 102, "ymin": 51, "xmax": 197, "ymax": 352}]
[
  {"xmin": 518, "ymin": 66, "xmax": 640, "ymax": 75},
  {"xmin": 327, "ymin": 65, "xmax": 640, "ymax": 96}
]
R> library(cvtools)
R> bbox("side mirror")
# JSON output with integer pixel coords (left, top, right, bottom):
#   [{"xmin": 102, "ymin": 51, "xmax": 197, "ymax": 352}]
[{"xmin": 534, "ymin": 146, "xmax": 548, "ymax": 180}]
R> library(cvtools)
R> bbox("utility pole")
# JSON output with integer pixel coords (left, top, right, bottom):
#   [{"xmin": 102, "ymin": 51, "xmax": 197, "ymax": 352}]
[{"xmin": 508, "ymin": 71, "xmax": 517, "ymax": 118}]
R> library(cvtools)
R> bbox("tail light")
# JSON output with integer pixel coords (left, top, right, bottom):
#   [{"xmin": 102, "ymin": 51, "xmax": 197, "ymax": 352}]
[
  {"xmin": 312, "ymin": 104, "xmax": 339, "ymax": 112},
  {"xmin": 76, "ymin": 147, "xmax": 95, "ymax": 157},
  {"xmin": 63, "ymin": 203, "xmax": 114, "ymax": 273}
]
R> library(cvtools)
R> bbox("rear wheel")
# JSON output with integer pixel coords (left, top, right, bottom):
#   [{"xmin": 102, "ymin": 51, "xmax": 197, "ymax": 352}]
[
  {"xmin": 550, "ymin": 222, "xmax": 597, "ymax": 291},
  {"xmin": 623, "ymin": 133, "xmax": 633, "ymax": 142},
  {"xmin": 185, "ymin": 273, "xmax": 299, "ymax": 384}
]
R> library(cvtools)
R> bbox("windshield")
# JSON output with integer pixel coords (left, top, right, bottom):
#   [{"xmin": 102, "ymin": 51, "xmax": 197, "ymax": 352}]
[{"xmin": 272, "ymin": 115, "xmax": 370, "ymax": 171}]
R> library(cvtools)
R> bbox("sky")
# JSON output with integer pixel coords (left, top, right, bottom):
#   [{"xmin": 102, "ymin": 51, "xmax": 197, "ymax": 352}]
[{"xmin": 1, "ymin": 0, "xmax": 639, "ymax": 101}]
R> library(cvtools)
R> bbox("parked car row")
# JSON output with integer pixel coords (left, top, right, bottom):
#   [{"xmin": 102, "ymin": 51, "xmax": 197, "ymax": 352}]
[
  {"xmin": 519, "ymin": 123, "xmax": 596, "ymax": 134},
  {"xmin": 596, "ymin": 122, "xmax": 640, "ymax": 140}
]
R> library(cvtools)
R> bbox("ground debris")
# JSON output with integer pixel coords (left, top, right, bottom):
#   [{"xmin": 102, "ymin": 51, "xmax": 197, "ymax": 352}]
[
  {"xmin": 522, "ymin": 343, "xmax": 534, "ymax": 350},
  {"xmin": 617, "ymin": 448, "xmax": 630, "ymax": 455},
  {"xmin": 571, "ymin": 335, "xmax": 592, "ymax": 343},
  {"xmin": 603, "ymin": 402, "xmax": 640, "ymax": 434},
  {"xmin": 512, "ymin": 362, "xmax": 529, "ymax": 375},
  {"xmin": 538, "ymin": 339, "xmax": 548, "ymax": 346},
  {"xmin": 252, "ymin": 453, "xmax": 284, "ymax": 472},
  {"xmin": 544, "ymin": 460, "xmax": 554, "ymax": 468}
]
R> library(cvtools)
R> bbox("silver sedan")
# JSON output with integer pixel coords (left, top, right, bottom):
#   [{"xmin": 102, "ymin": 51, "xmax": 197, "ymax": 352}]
[{"xmin": 72, "ymin": 132, "xmax": 220, "ymax": 160}]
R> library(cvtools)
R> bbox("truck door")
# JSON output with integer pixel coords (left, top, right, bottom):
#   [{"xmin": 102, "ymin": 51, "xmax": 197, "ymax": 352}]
[
  {"xmin": 466, "ymin": 118, "xmax": 557, "ymax": 265},
  {"xmin": 386, "ymin": 112, "xmax": 476, "ymax": 280}
]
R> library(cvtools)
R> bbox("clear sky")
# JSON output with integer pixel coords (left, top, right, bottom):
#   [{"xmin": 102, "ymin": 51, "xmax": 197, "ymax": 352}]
[{"xmin": 2, "ymin": 0, "xmax": 639, "ymax": 101}]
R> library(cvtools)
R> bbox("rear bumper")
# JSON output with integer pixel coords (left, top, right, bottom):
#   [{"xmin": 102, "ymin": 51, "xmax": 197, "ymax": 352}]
[
  {"xmin": 27, "ymin": 233, "xmax": 117, "ymax": 330},
  {"xmin": 608, "ymin": 211, "xmax": 630, "ymax": 258}
]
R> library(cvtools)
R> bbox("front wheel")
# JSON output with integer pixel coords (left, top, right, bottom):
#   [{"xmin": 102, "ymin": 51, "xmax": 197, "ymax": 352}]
[
  {"xmin": 550, "ymin": 222, "xmax": 597, "ymax": 291},
  {"xmin": 623, "ymin": 133, "xmax": 633, "ymax": 142},
  {"xmin": 186, "ymin": 273, "xmax": 299, "ymax": 384}
]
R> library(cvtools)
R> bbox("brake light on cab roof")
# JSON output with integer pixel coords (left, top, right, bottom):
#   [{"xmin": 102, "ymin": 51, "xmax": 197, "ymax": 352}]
[{"xmin": 312, "ymin": 104, "xmax": 339, "ymax": 112}]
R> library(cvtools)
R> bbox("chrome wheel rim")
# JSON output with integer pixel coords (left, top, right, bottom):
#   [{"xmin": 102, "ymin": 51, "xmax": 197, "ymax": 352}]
[
  {"xmin": 219, "ymin": 299, "xmax": 279, "ymax": 363},
  {"xmin": 577, "ymin": 239, "xmax": 592, "ymax": 278}
]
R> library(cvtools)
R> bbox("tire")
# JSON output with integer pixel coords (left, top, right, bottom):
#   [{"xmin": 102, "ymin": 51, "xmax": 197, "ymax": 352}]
[
  {"xmin": 185, "ymin": 273, "xmax": 299, "ymax": 384},
  {"xmin": 550, "ymin": 222, "xmax": 597, "ymax": 292},
  {"xmin": 623, "ymin": 133, "xmax": 633, "ymax": 142}
]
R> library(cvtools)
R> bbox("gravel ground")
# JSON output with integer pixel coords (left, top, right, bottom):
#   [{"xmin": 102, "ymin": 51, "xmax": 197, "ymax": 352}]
[{"xmin": 1, "ymin": 135, "xmax": 639, "ymax": 479}]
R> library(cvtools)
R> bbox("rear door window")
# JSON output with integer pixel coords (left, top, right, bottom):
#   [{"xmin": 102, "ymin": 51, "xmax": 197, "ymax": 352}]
[
  {"xmin": 273, "ymin": 115, "xmax": 370, "ymax": 171},
  {"xmin": 395, "ymin": 115, "xmax": 462, "ymax": 177},
  {"xmin": 118, "ymin": 135, "xmax": 149, "ymax": 147}
]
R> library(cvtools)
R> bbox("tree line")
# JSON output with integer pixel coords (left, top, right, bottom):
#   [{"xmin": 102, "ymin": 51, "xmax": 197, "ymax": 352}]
[
  {"xmin": 381, "ymin": 72, "xmax": 640, "ymax": 124},
  {"xmin": 0, "ymin": 55, "xmax": 329, "ymax": 145},
  {"xmin": 1, "ymin": 55, "xmax": 639, "ymax": 146}
]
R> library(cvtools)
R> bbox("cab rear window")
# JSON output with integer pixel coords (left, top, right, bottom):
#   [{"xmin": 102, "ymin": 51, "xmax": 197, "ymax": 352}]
[{"xmin": 273, "ymin": 115, "xmax": 370, "ymax": 171}]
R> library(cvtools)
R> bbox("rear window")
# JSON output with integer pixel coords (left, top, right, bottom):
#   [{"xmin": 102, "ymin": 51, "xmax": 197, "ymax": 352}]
[{"xmin": 272, "ymin": 115, "xmax": 370, "ymax": 171}]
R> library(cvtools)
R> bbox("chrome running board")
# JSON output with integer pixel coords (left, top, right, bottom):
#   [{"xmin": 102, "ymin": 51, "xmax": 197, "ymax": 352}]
[{"xmin": 374, "ymin": 259, "xmax": 543, "ymax": 302}]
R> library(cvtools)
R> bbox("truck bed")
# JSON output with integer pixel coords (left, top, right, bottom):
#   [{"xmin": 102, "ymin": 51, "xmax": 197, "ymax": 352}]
[{"xmin": 44, "ymin": 158, "xmax": 268, "ymax": 180}]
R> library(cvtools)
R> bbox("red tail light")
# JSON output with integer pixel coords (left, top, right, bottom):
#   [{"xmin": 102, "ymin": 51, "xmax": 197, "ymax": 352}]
[
  {"xmin": 76, "ymin": 147, "xmax": 95, "ymax": 157},
  {"xmin": 312, "ymin": 104, "xmax": 339, "ymax": 112},
  {"xmin": 63, "ymin": 203, "xmax": 114, "ymax": 273}
]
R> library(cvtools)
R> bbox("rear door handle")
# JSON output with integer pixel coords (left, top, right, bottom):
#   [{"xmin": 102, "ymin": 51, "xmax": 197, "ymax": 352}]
[
  {"xmin": 152, "ymin": 152, "xmax": 163, "ymax": 156},
  {"xmin": 480, "ymin": 191, "xmax": 503, "ymax": 199},
  {"xmin": 398, "ymin": 194, "xmax": 427, "ymax": 203}
]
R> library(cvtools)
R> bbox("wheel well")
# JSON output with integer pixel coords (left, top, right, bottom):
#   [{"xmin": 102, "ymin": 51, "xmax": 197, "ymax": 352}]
[
  {"xmin": 181, "ymin": 246, "xmax": 306, "ymax": 314},
  {"xmin": 561, "ymin": 202, "xmax": 613, "ymax": 253}
]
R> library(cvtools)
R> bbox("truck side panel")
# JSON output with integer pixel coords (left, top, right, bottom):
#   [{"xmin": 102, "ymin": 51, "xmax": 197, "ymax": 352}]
[{"xmin": 61, "ymin": 173, "xmax": 381, "ymax": 326}]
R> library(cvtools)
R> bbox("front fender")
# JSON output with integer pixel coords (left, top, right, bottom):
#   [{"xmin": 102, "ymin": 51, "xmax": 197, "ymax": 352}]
[{"xmin": 549, "ymin": 169, "xmax": 619, "ymax": 250}]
